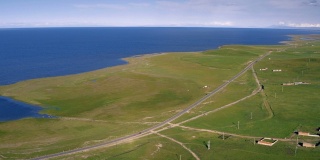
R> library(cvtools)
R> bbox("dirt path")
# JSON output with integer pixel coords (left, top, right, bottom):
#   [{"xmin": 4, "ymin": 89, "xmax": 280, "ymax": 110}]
[
  {"xmin": 173, "ymin": 66, "xmax": 274, "ymax": 128},
  {"xmin": 251, "ymin": 67, "xmax": 261, "ymax": 88},
  {"xmin": 177, "ymin": 125, "xmax": 294, "ymax": 142},
  {"xmin": 177, "ymin": 67, "xmax": 262, "ymax": 126},
  {"xmin": 252, "ymin": 66, "xmax": 274, "ymax": 121},
  {"xmin": 179, "ymin": 89, "xmax": 260, "ymax": 126},
  {"xmin": 154, "ymin": 132, "xmax": 200, "ymax": 160},
  {"xmin": 252, "ymin": 67, "xmax": 274, "ymax": 120},
  {"xmin": 260, "ymin": 91, "xmax": 275, "ymax": 120}
]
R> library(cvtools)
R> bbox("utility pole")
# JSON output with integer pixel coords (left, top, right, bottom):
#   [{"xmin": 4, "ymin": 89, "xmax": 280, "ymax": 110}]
[
  {"xmin": 254, "ymin": 138, "xmax": 255, "ymax": 145},
  {"xmin": 208, "ymin": 140, "xmax": 211, "ymax": 150},
  {"xmin": 295, "ymin": 136, "xmax": 299, "ymax": 156},
  {"xmin": 223, "ymin": 132, "xmax": 225, "ymax": 140},
  {"xmin": 250, "ymin": 112, "xmax": 253, "ymax": 120},
  {"xmin": 282, "ymin": 86, "xmax": 283, "ymax": 92},
  {"xmin": 237, "ymin": 121, "xmax": 240, "ymax": 129}
]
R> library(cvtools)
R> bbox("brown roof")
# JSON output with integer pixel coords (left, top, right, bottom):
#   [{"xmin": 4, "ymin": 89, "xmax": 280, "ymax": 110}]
[
  {"xmin": 303, "ymin": 142, "xmax": 315, "ymax": 148},
  {"xmin": 298, "ymin": 132, "xmax": 310, "ymax": 136},
  {"xmin": 257, "ymin": 140, "xmax": 274, "ymax": 146}
]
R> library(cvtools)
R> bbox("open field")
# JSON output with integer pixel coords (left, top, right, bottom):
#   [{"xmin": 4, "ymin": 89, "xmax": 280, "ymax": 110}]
[
  {"xmin": 49, "ymin": 127, "xmax": 319, "ymax": 160},
  {"xmin": 0, "ymin": 35, "xmax": 319, "ymax": 159}
]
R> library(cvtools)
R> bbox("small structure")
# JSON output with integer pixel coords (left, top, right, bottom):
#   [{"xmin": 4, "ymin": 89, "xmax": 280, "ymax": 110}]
[
  {"xmin": 272, "ymin": 69, "xmax": 282, "ymax": 72},
  {"xmin": 298, "ymin": 131, "xmax": 310, "ymax": 136},
  {"xmin": 282, "ymin": 82, "xmax": 295, "ymax": 86},
  {"xmin": 257, "ymin": 138, "xmax": 278, "ymax": 146},
  {"xmin": 282, "ymin": 82, "xmax": 310, "ymax": 86},
  {"xmin": 302, "ymin": 142, "xmax": 316, "ymax": 148},
  {"xmin": 259, "ymin": 68, "xmax": 268, "ymax": 71},
  {"xmin": 294, "ymin": 82, "xmax": 310, "ymax": 85},
  {"xmin": 297, "ymin": 131, "xmax": 320, "ymax": 137}
]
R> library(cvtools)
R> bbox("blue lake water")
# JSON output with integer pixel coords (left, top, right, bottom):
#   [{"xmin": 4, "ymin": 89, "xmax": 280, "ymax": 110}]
[
  {"xmin": 1, "ymin": 27, "xmax": 319, "ymax": 85},
  {"xmin": 0, "ymin": 96, "xmax": 52, "ymax": 122},
  {"xmin": 0, "ymin": 27, "xmax": 319, "ymax": 122}
]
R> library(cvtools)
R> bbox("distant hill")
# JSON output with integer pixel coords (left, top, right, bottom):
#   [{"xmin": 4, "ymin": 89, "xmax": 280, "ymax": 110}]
[{"xmin": 269, "ymin": 25, "xmax": 320, "ymax": 30}]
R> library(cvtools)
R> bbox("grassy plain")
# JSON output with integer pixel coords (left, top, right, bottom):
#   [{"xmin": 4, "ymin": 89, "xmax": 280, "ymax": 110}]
[
  {"xmin": 53, "ymin": 127, "xmax": 319, "ymax": 160},
  {"xmin": 0, "ymin": 35, "xmax": 319, "ymax": 159},
  {"xmin": 183, "ymin": 35, "xmax": 320, "ymax": 137}
]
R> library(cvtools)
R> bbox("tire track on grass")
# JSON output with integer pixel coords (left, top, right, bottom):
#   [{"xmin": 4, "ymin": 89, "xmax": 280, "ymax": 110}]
[{"xmin": 154, "ymin": 132, "xmax": 200, "ymax": 160}]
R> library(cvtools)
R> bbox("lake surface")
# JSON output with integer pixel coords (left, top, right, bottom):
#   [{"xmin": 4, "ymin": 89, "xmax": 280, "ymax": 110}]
[
  {"xmin": 0, "ymin": 96, "xmax": 52, "ymax": 122},
  {"xmin": 0, "ymin": 27, "xmax": 319, "ymax": 122},
  {"xmin": 1, "ymin": 27, "xmax": 319, "ymax": 85}
]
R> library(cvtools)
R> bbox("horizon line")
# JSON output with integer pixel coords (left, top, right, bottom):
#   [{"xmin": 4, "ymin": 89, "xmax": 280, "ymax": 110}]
[{"xmin": 0, "ymin": 26, "xmax": 319, "ymax": 30}]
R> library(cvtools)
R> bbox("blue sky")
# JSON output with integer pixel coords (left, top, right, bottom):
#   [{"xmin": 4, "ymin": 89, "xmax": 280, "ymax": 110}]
[{"xmin": 1, "ymin": 0, "xmax": 320, "ymax": 28}]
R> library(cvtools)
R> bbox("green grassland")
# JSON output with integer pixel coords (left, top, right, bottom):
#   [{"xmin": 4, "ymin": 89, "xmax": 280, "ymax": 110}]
[
  {"xmin": 0, "ymin": 35, "xmax": 319, "ymax": 159},
  {"xmin": 53, "ymin": 127, "xmax": 319, "ymax": 160},
  {"xmin": 183, "ymin": 35, "xmax": 320, "ymax": 137},
  {"xmin": 158, "ymin": 128, "xmax": 320, "ymax": 160},
  {"xmin": 51, "ymin": 134, "xmax": 196, "ymax": 160},
  {"xmin": 171, "ymin": 68, "xmax": 261, "ymax": 124}
]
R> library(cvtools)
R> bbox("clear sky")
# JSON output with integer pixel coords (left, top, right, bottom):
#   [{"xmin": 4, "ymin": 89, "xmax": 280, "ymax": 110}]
[{"xmin": 1, "ymin": 0, "xmax": 320, "ymax": 28}]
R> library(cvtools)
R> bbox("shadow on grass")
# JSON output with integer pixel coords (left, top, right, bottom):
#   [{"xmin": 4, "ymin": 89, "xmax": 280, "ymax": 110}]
[
  {"xmin": 285, "ymin": 147, "xmax": 295, "ymax": 156},
  {"xmin": 203, "ymin": 141, "xmax": 209, "ymax": 149},
  {"xmin": 218, "ymin": 134, "xmax": 231, "ymax": 140}
]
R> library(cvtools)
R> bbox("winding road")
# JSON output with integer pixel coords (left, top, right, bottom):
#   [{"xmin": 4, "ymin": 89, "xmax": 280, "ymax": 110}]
[{"xmin": 32, "ymin": 51, "xmax": 271, "ymax": 160}]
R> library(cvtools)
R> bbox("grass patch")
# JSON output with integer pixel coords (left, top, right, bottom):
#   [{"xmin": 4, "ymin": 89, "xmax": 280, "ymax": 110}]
[
  {"xmin": 51, "ymin": 134, "xmax": 195, "ymax": 160},
  {"xmin": 156, "ymin": 127, "xmax": 320, "ymax": 160}
]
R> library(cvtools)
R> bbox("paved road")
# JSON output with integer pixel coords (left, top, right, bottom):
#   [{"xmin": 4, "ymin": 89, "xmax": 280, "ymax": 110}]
[
  {"xmin": 140, "ymin": 51, "xmax": 271, "ymax": 132},
  {"xmin": 33, "ymin": 51, "xmax": 271, "ymax": 160}
]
